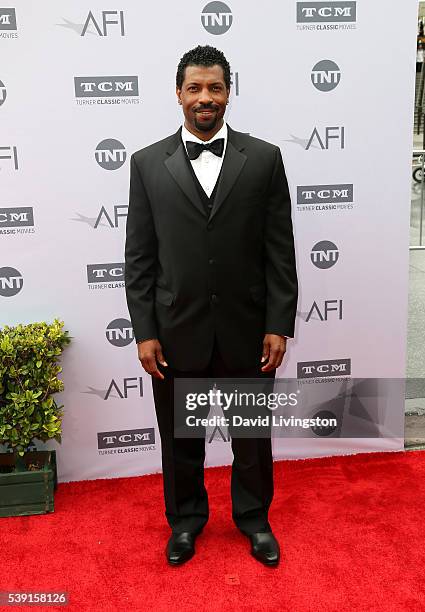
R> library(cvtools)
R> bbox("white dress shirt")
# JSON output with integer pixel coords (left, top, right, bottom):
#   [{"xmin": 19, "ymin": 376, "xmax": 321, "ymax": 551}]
[{"xmin": 181, "ymin": 122, "xmax": 228, "ymax": 197}]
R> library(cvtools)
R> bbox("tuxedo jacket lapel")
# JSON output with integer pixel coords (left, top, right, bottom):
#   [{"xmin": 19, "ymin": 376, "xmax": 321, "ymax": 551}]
[
  {"xmin": 210, "ymin": 128, "xmax": 247, "ymax": 221},
  {"xmin": 163, "ymin": 125, "xmax": 247, "ymax": 220},
  {"xmin": 164, "ymin": 130, "xmax": 207, "ymax": 218}
]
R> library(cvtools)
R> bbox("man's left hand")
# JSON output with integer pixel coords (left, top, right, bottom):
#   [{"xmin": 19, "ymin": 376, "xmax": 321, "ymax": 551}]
[{"xmin": 261, "ymin": 334, "xmax": 287, "ymax": 372}]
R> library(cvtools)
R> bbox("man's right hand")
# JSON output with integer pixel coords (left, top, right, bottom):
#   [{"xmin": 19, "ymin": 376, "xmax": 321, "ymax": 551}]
[{"xmin": 137, "ymin": 339, "xmax": 168, "ymax": 380}]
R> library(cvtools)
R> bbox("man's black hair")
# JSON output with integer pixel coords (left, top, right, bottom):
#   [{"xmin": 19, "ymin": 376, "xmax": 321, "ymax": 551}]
[{"xmin": 176, "ymin": 45, "xmax": 231, "ymax": 90}]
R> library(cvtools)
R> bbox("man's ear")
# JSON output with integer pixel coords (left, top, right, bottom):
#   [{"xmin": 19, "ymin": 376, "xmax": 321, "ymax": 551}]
[{"xmin": 176, "ymin": 87, "xmax": 182, "ymax": 105}]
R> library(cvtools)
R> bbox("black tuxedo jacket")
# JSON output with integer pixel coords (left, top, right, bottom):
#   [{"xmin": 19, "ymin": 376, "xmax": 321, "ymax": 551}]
[{"xmin": 125, "ymin": 125, "xmax": 298, "ymax": 371}]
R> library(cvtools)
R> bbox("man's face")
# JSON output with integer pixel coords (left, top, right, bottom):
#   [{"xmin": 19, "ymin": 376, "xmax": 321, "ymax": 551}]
[{"xmin": 176, "ymin": 64, "xmax": 229, "ymax": 139}]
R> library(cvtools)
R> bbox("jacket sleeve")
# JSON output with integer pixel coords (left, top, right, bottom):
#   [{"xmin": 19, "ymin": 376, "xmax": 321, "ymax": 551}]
[
  {"xmin": 264, "ymin": 146, "xmax": 298, "ymax": 338},
  {"xmin": 124, "ymin": 154, "xmax": 158, "ymax": 343}
]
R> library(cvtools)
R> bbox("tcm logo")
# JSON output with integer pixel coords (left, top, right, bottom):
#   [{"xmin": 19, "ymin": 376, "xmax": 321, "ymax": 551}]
[
  {"xmin": 97, "ymin": 428, "xmax": 155, "ymax": 449},
  {"xmin": 87, "ymin": 263, "xmax": 125, "ymax": 285},
  {"xmin": 0, "ymin": 8, "xmax": 17, "ymax": 30},
  {"xmin": 307, "ymin": 126, "xmax": 344, "ymax": 150},
  {"xmin": 0, "ymin": 266, "xmax": 23, "ymax": 297},
  {"xmin": 106, "ymin": 318, "xmax": 134, "ymax": 347},
  {"xmin": 305, "ymin": 299, "xmax": 343, "ymax": 322},
  {"xmin": 57, "ymin": 10, "xmax": 125, "ymax": 37},
  {"xmin": 297, "ymin": 2, "xmax": 356, "ymax": 23},
  {"xmin": 0, "ymin": 79, "xmax": 6, "ymax": 105},
  {"xmin": 0, "ymin": 145, "xmax": 18, "ymax": 170},
  {"xmin": 311, "ymin": 60, "xmax": 341, "ymax": 91},
  {"xmin": 72, "ymin": 205, "xmax": 128, "ymax": 229},
  {"xmin": 311, "ymin": 240, "xmax": 339, "ymax": 269},
  {"xmin": 297, "ymin": 359, "xmax": 351, "ymax": 378},
  {"xmin": 95, "ymin": 139, "xmax": 126, "ymax": 170},
  {"xmin": 104, "ymin": 377, "xmax": 143, "ymax": 400},
  {"xmin": 297, "ymin": 184, "xmax": 353, "ymax": 205},
  {"xmin": 201, "ymin": 1, "xmax": 232, "ymax": 35},
  {"xmin": 0, "ymin": 207, "xmax": 34, "ymax": 228},
  {"xmin": 74, "ymin": 76, "xmax": 139, "ymax": 100}
]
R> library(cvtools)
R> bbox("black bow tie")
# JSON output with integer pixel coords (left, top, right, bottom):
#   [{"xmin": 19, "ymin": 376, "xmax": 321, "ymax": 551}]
[{"xmin": 186, "ymin": 138, "xmax": 225, "ymax": 160}]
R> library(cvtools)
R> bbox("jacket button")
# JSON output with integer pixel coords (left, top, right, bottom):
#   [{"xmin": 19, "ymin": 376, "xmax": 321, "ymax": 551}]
[
  {"xmin": 211, "ymin": 294, "xmax": 218, "ymax": 302},
  {"xmin": 207, "ymin": 223, "xmax": 213, "ymax": 230},
  {"xmin": 209, "ymin": 258, "xmax": 214, "ymax": 264}
]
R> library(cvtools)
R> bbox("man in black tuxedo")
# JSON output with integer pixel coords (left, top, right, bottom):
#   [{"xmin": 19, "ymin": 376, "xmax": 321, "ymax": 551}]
[{"xmin": 125, "ymin": 45, "xmax": 297, "ymax": 566}]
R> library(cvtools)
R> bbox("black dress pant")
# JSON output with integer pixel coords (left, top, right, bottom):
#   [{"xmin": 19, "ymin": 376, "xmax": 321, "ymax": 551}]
[{"xmin": 151, "ymin": 335, "xmax": 276, "ymax": 535}]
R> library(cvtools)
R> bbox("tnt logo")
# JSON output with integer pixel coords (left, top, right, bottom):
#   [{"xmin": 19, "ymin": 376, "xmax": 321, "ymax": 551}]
[
  {"xmin": 311, "ymin": 60, "xmax": 341, "ymax": 91},
  {"xmin": 0, "ymin": 8, "xmax": 17, "ymax": 30},
  {"xmin": 0, "ymin": 266, "xmax": 23, "ymax": 297},
  {"xmin": 201, "ymin": 1, "xmax": 232, "ymax": 35},
  {"xmin": 311, "ymin": 241, "xmax": 339, "ymax": 269},
  {"xmin": 106, "ymin": 318, "xmax": 134, "ymax": 347},
  {"xmin": 95, "ymin": 139, "xmax": 126, "ymax": 170},
  {"xmin": 311, "ymin": 410, "xmax": 338, "ymax": 436},
  {"xmin": 0, "ymin": 79, "xmax": 6, "ymax": 105}
]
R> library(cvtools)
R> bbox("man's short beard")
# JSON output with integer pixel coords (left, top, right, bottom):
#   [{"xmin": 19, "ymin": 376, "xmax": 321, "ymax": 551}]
[{"xmin": 194, "ymin": 115, "xmax": 218, "ymax": 132}]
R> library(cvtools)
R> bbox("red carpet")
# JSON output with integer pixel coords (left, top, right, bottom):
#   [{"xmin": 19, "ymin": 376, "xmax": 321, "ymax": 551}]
[{"xmin": 1, "ymin": 450, "xmax": 425, "ymax": 612}]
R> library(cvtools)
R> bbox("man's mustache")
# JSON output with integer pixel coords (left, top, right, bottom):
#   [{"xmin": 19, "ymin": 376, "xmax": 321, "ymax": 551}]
[{"xmin": 193, "ymin": 104, "xmax": 219, "ymax": 112}]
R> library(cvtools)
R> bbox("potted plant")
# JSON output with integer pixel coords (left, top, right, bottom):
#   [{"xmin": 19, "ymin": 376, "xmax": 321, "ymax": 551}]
[{"xmin": 0, "ymin": 319, "xmax": 70, "ymax": 517}]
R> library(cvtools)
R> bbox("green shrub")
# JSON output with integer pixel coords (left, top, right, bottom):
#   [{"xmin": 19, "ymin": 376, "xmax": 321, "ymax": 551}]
[{"xmin": 0, "ymin": 319, "xmax": 71, "ymax": 457}]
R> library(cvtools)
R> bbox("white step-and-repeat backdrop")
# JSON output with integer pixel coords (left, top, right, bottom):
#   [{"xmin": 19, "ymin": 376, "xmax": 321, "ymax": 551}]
[{"xmin": 0, "ymin": 1, "xmax": 417, "ymax": 482}]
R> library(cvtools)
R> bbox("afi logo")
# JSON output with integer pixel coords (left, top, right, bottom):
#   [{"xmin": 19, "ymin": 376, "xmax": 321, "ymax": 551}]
[
  {"xmin": 297, "ymin": 359, "xmax": 351, "ymax": 378},
  {"xmin": 104, "ymin": 377, "xmax": 143, "ymax": 400},
  {"xmin": 311, "ymin": 60, "xmax": 341, "ymax": 91},
  {"xmin": 0, "ymin": 146, "xmax": 18, "ymax": 170},
  {"xmin": 95, "ymin": 205, "xmax": 128, "ymax": 228},
  {"xmin": 297, "ymin": 184, "xmax": 353, "ymax": 205},
  {"xmin": 297, "ymin": 2, "xmax": 356, "ymax": 22},
  {"xmin": 81, "ymin": 10, "xmax": 125, "ymax": 36},
  {"xmin": 0, "ymin": 266, "xmax": 23, "ymax": 297},
  {"xmin": 208, "ymin": 425, "xmax": 230, "ymax": 443},
  {"xmin": 0, "ymin": 79, "xmax": 6, "ymax": 105},
  {"xmin": 229, "ymin": 71, "xmax": 239, "ymax": 96},
  {"xmin": 201, "ymin": 1, "xmax": 232, "ymax": 35},
  {"xmin": 72, "ymin": 205, "xmax": 128, "ymax": 230},
  {"xmin": 306, "ymin": 300, "xmax": 343, "ymax": 322},
  {"xmin": 306, "ymin": 127, "xmax": 345, "ymax": 150},
  {"xmin": 95, "ymin": 139, "xmax": 126, "ymax": 170},
  {"xmin": 311, "ymin": 241, "xmax": 339, "ymax": 269},
  {"xmin": 106, "ymin": 318, "xmax": 134, "ymax": 347}
]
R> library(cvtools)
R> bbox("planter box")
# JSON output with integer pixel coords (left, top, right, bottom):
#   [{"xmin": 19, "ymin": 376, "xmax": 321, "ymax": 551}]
[{"xmin": 0, "ymin": 450, "xmax": 58, "ymax": 518}]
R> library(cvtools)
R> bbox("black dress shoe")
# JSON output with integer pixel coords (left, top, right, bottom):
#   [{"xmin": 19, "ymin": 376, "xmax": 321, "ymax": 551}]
[
  {"xmin": 249, "ymin": 532, "xmax": 280, "ymax": 566},
  {"xmin": 166, "ymin": 532, "xmax": 197, "ymax": 566}
]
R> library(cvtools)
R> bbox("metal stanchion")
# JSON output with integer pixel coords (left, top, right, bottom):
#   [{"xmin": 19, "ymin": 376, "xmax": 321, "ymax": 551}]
[
  {"xmin": 410, "ymin": 150, "xmax": 425, "ymax": 250},
  {"xmin": 421, "ymin": 153, "xmax": 424, "ymax": 246}
]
